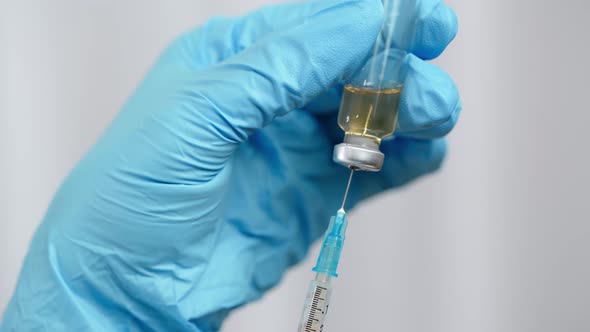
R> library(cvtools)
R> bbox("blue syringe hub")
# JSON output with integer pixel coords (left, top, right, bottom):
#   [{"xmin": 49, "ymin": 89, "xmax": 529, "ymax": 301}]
[{"xmin": 312, "ymin": 210, "xmax": 348, "ymax": 277}]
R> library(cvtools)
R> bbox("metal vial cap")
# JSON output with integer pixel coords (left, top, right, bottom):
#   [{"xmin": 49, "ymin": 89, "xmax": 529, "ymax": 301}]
[{"xmin": 333, "ymin": 135, "xmax": 384, "ymax": 171}]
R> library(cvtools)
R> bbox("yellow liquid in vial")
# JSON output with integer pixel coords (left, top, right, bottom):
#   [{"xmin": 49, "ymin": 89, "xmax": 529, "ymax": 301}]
[{"xmin": 338, "ymin": 85, "xmax": 402, "ymax": 143}]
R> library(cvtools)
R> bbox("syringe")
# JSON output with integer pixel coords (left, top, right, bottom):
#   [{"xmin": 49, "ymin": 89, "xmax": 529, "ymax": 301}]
[
  {"xmin": 297, "ymin": 0, "xmax": 419, "ymax": 329},
  {"xmin": 296, "ymin": 170, "xmax": 353, "ymax": 332}
]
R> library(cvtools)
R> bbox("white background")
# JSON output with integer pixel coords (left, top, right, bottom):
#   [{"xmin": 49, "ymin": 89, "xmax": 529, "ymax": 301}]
[{"xmin": 1, "ymin": 1, "xmax": 589, "ymax": 331}]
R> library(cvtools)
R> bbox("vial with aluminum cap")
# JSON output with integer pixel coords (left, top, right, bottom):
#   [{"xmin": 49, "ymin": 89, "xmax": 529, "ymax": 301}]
[{"xmin": 333, "ymin": 0, "xmax": 418, "ymax": 171}]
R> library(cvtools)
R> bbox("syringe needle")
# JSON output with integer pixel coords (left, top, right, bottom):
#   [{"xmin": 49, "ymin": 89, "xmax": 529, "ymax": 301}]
[{"xmin": 340, "ymin": 168, "xmax": 355, "ymax": 211}]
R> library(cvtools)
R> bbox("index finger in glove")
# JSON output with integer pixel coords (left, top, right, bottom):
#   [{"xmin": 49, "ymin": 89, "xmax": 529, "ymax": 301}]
[{"xmin": 162, "ymin": 0, "xmax": 458, "ymax": 70}]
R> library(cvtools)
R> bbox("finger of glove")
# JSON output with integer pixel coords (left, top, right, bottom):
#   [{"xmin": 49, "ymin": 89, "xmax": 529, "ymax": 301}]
[
  {"xmin": 171, "ymin": 0, "xmax": 457, "ymax": 70},
  {"xmin": 189, "ymin": 0, "xmax": 384, "ymax": 152},
  {"xmin": 404, "ymin": 0, "xmax": 459, "ymax": 60},
  {"xmin": 176, "ymin": 0, "xmax": 332, "ymax": 69},
  {"xmin": 395, "ymin": 54, "xmax": 461, "ymax": 139},
  {"xmin": 378, "ymin": 137, "xmax": 447, "ymax": 188},
  {"xmin": 173, "ymin": 0, "xmax": 373, "ymax": 70}
]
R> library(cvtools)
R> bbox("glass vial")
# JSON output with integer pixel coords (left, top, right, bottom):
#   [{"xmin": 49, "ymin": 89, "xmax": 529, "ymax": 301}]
[{"xmin": 333, "ymin": 0, "xmax": 418, "ymax": 171}]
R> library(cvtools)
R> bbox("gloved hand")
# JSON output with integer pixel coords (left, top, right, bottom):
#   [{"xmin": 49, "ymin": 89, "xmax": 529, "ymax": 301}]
[{"xmin": 1, "ymin": 0, "xmax": 460, "ymax": 331}]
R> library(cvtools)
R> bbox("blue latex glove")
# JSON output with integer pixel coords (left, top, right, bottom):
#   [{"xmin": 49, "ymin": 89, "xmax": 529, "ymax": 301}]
[{"xmin": 2, "ymin": 0, "xmax": 460, "ymax": 330}]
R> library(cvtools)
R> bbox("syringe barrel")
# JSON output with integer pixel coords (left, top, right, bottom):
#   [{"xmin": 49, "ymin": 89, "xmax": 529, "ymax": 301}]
[
  {"xmin": 297, "ymin": 273, "xmax": 333, "ymax": 332},
  {"xmin": 334, "ymin": 0, "xmax": 420, "ymax": 171}
]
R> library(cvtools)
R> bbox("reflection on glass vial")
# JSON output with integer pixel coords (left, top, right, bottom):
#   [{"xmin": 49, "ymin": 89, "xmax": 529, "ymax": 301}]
[{"xmin": 337, "ymin": 85, "xmax": 402, "ymax": 143}]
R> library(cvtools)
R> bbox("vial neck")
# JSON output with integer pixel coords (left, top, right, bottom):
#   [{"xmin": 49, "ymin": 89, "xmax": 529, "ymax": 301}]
[{"xmin": 343, "ymin": 134, "xmax": 380, "ymax": 151}]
